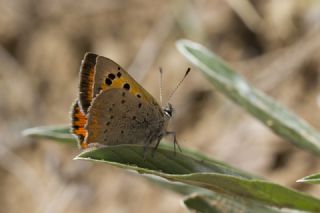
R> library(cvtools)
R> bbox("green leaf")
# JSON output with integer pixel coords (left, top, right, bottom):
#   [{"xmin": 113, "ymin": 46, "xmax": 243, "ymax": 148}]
[
  {"xmin": 183, "ymin": 194, "xmax": 222, "ymax": 213},
  {"xmin": 176, "ymin": 39, "xmax": 320, "ymax": 156},
  {"xmin": 183, "ymin": 194, "xmax": 283, "ymax": 213},
  {"xmin": 23, "ymin": 125, "xmax": 319, "ymax": 211},
  {"xmin": 75, "ymin": 145, "xmax": 320, "ymax": 212},
  {"xmin": 148, "ymin": 177, "xmax": 283, "ymax": 213},
  {"xmin": 297, "ymin": 173, "xmax": 320, "ymax": 184},
  {"xmin": 22, "ymin": 125, "xmax": 76, "ymax": 144},
  {"xmin": 145, "ymin": 175, "xmax": 213, "ymax": 196}
]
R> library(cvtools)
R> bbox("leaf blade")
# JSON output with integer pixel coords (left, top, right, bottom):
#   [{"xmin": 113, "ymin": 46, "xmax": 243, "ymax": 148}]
[
  {"xmin": 22, "ymin": 125, "xmax": 77, "ymax": 144},
  {"xmin": 183, "ymin": 194, "xmax": 283, "ymax": 213},
  {"xmin": 297, "ymin": 173, "xmax": 320, "ymax": 184},
  {"xmin": 176, "ymin": 39, "xmax": 320, "ymax": 156},
  {"xmin": 76, "ymin": 145, "xmax": 320, "ymax": 212}
]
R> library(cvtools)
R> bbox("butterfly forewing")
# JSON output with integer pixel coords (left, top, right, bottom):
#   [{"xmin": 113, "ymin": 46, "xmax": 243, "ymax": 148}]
[
  {"xmin": 79, "ymin": 53, "xmax": 98, "ymax": 114},
  {"xmin": 93, "ymin": 56, "xmax": 158, "ymax": 105}
]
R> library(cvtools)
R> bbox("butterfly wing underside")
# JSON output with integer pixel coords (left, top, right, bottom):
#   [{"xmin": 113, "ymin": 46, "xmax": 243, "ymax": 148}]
[
  {"xmin": 79, "ymin": 53, "xmax": 98, "ymax": 114},
  {"xmin": 72, "ymin": 53, "xmax": 164, "ymax": 149},
  {"xmin": 71, "ymin": 101, "xmax": 87, "ymax": 144},
  {"xmin": 71, "ymin": 53, "xmax": 97, "ymax": 147},
  {"xmin": 85, "ymin": 88, "xmax": 165, "ymax": 146},
  {"xmin": 93, "ymin": 56, "xmax": 157, "ymax": 105}
]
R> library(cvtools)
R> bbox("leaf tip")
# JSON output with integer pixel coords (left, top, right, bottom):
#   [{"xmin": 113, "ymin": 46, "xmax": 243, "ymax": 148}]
[
  {"xmin": 296, "ymin": 173, "xmax": 320, "ymax": 184},
  {"xmin": 74, "ymin": 156, "xmax": 90, "ymax": 161},
  {"xmin": 296, "ymin": 178, "xmax": 305, "ymax": 183},
  {"xmin": 175, "ymin": 39, "xmax": 195, "ymax": 54},
  {"xmin": 21, "ymin": 128, "xmax": 35, "ymax": 137}
]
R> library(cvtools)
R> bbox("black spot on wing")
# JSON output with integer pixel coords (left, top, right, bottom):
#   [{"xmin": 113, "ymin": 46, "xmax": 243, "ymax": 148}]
[
  {"xmin": 108, "ymin": 73, "xmax": 116, "ymax": 80},
  {"xmin": 105, "ymin": 78, "xmax": 112, "ymax": 85},
  {"xmin": 123, "ymin": 83, "xmax": 130, "ymax": 90}
]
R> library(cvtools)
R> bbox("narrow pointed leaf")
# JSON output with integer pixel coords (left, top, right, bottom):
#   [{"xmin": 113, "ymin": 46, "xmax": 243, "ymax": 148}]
[
  {"xmin": 183, "ymin": 194, "xmax": 222, "ymax": 213},
  {"xmin": 183, "ymin": 194, "xmax": 283, "ymax": 213},
  {"xmin": 22, "ymin": 125, "xmax": 76, "ymax": 144},
  {"xmin": 176, "ymin": 39, "xmax": 320, "ymax": 156},
  {"xmin": 75, "ymin": 145, "xmax": 320, "ymax": 212},
  {"xmin": 297, "ymin": 173, "xmax": 320, "ymax": 184},
  {"xmin": 149, "ymin": 177, "xmax": 283, "ymax": 213}
]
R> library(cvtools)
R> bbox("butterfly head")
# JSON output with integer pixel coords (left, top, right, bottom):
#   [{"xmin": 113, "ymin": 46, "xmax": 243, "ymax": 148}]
[
  {"xmin": 163, "ymin": 103, "xmax": 174, "ymax": 119},
  {"xmin": 159, "ymin": 68, "xmax": 190, "ymax": 120}
]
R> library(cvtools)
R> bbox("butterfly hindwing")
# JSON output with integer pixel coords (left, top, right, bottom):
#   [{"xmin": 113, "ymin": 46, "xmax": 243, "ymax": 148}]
[
  {"xmin": 85, "ymin": 88, "xmax": 165, "ymax": 147},
  {"xmin": 71, "ymin": 100, "xmax": 88, "ymax": 148}
]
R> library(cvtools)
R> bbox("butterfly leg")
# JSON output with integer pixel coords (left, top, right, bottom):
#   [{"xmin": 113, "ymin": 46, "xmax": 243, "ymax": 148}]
[
  {"xmin": 143, "ymin": 133, "xmax": 154, "ymax": 159},
  {"xmin": 143, "ymin": 142, "xmax": 149, "ymax": 159},
  {"xmin": 151, "ymin": 133, "xmax": 164, "ymax": 157},
  {"xmin": 165, "ymin": 131, "xmax": 182, "ymax": 154}
]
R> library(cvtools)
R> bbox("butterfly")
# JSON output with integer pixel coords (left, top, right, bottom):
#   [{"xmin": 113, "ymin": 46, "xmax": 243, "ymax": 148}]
[{"xmin": 71, "ymin": 52, "xmax": 189, "ymax": 153}]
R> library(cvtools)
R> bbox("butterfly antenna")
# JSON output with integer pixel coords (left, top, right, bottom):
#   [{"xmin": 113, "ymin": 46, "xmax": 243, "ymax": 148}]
[
  {"xmin": 166, "ymin": 67, "xmax": 191, "ymax": 103},
  {"xmin": 159, "ymin": 67, "xmax": 163, "ymax": 106}
]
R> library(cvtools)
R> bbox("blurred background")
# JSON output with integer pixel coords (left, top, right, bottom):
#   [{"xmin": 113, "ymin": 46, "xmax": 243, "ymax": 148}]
[{"xmin": 1, "ymin": 0, "xmax": 320, "ymax": 212}]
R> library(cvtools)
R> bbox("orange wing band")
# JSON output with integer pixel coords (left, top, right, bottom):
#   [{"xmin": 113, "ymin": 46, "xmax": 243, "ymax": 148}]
[{"xmin": 71, "ymin": 101, "xmax": 88, "ymax": 149}]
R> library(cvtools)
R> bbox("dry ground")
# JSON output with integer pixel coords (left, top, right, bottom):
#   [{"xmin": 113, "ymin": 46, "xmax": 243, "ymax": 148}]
[{"xmin": 1, "ymin": 0, "xmax": 320, "ymax": 212}]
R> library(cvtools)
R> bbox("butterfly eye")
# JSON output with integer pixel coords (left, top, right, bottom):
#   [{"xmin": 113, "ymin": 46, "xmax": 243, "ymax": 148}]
[
  {"xmin": 163, "ymin": 103, "xmax": 174, "ymax": 118},
  {"xmin": 164, "ymin": 109, "xmax": 172, "ymax": 118}
]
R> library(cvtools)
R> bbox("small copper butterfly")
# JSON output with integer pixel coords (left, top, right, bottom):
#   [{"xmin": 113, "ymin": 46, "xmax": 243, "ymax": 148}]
[{"xmin": 71, "ymin": 53, "xmax": 190, "ymax": 153}]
